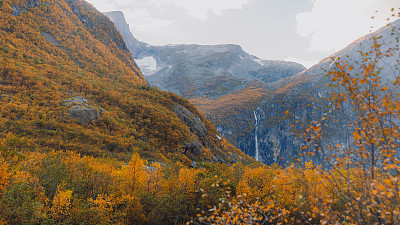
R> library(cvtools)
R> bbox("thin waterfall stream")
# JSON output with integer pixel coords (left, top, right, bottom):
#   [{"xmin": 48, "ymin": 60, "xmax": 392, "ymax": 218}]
[{"xmin": 254, "ymin": 110, "xmax": 259, "ymax": 161}]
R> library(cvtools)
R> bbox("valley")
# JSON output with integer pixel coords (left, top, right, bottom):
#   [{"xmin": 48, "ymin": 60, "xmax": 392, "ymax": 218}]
[
  {"xmin": 0, "ymin": 0, "xmax": 399, "ymax": 224},
  {"xmin": 106, "ymin": 10, "xmax": 400, "ymax": 165},
  {"xmin": 105, "ymin": 11, "xmax": 307, "ymax": 164}
]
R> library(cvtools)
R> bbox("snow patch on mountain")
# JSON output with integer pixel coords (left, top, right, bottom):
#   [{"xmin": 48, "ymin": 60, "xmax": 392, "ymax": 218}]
[
  {"xmin": 136, "ymin": 56, "xmax": 157, "ymax": 74},
  {"xmin": 253, "ymin": 58, "xmax": 265, "ymax": 65}
]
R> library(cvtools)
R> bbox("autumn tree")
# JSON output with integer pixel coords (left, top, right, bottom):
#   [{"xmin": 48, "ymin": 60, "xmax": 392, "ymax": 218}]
[{"xmin": 294, "ymin": 11, "xmax": 400, "ymax": 224}]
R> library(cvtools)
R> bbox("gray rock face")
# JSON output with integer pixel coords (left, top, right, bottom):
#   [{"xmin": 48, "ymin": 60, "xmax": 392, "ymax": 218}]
[
  {"xmin": 40, "ymin": 31, "xmax": 59, "ymax": 46},
  {"xmin": 63, "ymin": 97, "xmax": 103, "ymax": 124},
  {"xmin": 103, "ymin": 11, "xmax": 149, "ymax": 57},
  {"xmin": 174, "ymin": 105, "xmax": 207, "ymax": 139},
  {"xmin": 182, "ymin": 140, "xmax": 202, "ymax": 156},
  {"xmin": 11, "ymin": 0, "xmax": 40, "ymax": 16},
  {"xmin": 68, "ymin": 106, "xmax": 102, "ymax": 124}
]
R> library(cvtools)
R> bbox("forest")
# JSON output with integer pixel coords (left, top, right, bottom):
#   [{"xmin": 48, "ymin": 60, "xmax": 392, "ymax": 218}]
[{"xmin": 0, "ymin": 0, "xmax": 400, "ymax": 224}]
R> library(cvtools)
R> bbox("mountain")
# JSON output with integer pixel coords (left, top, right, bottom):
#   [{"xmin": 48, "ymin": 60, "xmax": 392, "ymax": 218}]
[
  {"xmin": 105, "ymin": 11, "xmax": 306, "ymax": 159},
  {"xmin": 102, "ymin": 11, "xmax": 148, "ymax": 59},
  {"xmin": 0, "ymin": 0, "xmax": 252, "ymax": 166},
  {"xmin": 0, "ymin": 1, "xmax": 264, "ymax": 223},
  {"xmin": 105, "ymin": 11, "xmax": 305, "ymax": 99},
  {"xmin": 251, "ymin": 19, "xmax": 400, "ymax": 165}
]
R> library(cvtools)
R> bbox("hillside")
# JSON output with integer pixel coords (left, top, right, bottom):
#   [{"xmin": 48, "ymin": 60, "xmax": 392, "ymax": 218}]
[
  {"xmin": 194, "ymin": 19, "xmax": 400, "ymax": 165},
  {"xmin": 0, "ymin": 0, "xmax": 253, "ymax": 166}
]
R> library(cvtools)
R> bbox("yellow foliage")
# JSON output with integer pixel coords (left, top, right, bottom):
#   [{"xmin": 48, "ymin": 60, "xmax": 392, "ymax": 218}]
[
  {"xmin": 0, "ymin": 160, "xmax": 10, "ymax": 194},
  {"xmin": 122, "ymin": 153, "xmax": 147, "ymax": 194},
  {"xmin": 88, "ymin": 194, "xmax": 114, "ymax": 224},
  {"xmin": 177, "ymin": 167, "xmax": 197, "ymax": 192},
  {"xmin": 51, "ymin": 185, "xmax": 73, "ymax": 220}
]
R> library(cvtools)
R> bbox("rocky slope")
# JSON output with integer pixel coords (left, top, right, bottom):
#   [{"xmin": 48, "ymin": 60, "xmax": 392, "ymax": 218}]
[{"xmin": 0, "ymin": 0, "xmax": 253, "ymax": 165}]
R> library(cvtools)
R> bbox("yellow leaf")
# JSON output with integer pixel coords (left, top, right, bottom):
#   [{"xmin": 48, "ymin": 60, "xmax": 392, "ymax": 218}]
[
  {"xmin": 384, "ymin": 179, "xmax": 391, "ymax": 186},
  {"xmin": 353, "ymin": 132, "xmax": 361, "ymax": 141}
]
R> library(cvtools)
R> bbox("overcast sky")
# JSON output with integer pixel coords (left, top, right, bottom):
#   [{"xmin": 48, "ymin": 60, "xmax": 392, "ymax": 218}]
[{"xmin": 85, "ymin": 0, "xmax": 399, "ymax": 68}]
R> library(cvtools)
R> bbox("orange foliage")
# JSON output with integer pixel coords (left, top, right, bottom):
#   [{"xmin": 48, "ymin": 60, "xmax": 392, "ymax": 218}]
[{"xmin": 0, "ymin": 159, "xmax": 9, "ymax": 194}]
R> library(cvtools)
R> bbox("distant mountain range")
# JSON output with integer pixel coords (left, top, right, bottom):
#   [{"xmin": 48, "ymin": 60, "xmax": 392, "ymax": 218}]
[{"xmin": 105, "ymin": 11, "xmax": 305, "ymax": 99}]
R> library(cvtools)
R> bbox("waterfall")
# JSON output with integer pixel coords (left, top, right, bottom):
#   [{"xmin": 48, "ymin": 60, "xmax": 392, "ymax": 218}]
[{"xmin": 254, "ymin": 110, "xmax": 259, "ymax": 161}]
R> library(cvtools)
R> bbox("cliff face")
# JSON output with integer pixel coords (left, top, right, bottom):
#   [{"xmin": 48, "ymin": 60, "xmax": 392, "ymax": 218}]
[
  {"xmin": 192, "ymin": 20, "xmax": 400, "ymax": 165},
  {"xmin": 103, "ymin": 11, "xmax": 148, "ymax": 57},
  {"xmin": 0, "ymin": 0, "xmax": 253, "ymax": 165}
]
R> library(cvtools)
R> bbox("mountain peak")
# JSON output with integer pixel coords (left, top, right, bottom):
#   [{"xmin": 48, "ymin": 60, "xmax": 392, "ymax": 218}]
[
  {"xmin": 104, "ymin": 10, "xmax": 125, "ymax": 18},
  {"xmin": 104, "ymin": 11, "xmax": 128, "ymax": 30},
  {"xmin": 104, "ymin": 11, "xmax": 149, "ymax": 57}
]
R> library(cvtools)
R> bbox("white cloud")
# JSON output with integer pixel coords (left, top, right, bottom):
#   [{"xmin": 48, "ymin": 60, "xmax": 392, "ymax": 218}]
[
  {"xmin": 149, "ymin": 0, "xmax": 251, "ymax": 20},
  {"xmin": 296, "ymin": 0, "xmax": 398, "ymax": 53},
  {"xmin": 85, "ymin": 0, "xmax": 176, "ymax": 33},
  {"xmin": 126, "ymin": 8, "xmax": 174, "ymax": 32},
  {"xmin": 87, "ymin": 0, "xmax": 252, "ymax": 36},
  {"xmin": 86, "ymin": 0, "xmax": 118, "ymax": 11},
  {"xmin": 284, "ymin": 56, "xmax": 319, "ymax": 69}
]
